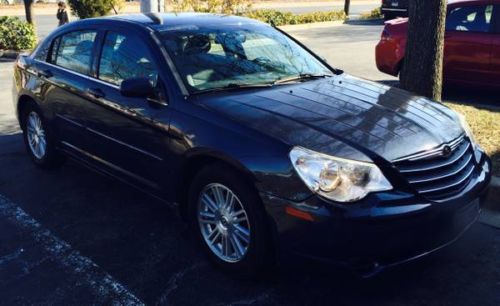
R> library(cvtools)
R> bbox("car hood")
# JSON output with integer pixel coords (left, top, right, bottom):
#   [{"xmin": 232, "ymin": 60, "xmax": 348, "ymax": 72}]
[{"xmin": 194, "ymin": 74, "xmax": 464, "ymax": 162}]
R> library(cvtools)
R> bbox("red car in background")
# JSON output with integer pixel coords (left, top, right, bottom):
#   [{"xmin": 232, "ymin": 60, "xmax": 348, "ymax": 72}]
[{"xmin": 376, "ymin": 0, "xmax": 500, "ymax": 88}]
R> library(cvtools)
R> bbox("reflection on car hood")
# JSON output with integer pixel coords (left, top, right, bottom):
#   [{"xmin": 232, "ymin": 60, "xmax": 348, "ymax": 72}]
[{"xmin": 196, "ymin": 74, "xmax": 464, "ymax": 162}]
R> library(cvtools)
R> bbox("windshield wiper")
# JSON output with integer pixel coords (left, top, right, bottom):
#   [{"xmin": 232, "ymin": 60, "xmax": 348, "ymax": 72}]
[
  {"xmin": 191, "ymin": 83, "xmax": 274, "ymax": 95},
  {"xmin": 273, "ymin": 73, "xmax": 333, "ymax": 85}
]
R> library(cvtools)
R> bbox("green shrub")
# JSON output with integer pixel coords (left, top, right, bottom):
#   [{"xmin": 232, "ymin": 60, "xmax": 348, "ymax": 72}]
[
  {"xmin": 172, "ymin": 0, "xmax": 251, "ymax": 14},
  {"xmin": 67, "ymin": 0, "xmax": 123, "ymax": 19},
  {"xmin": 0, "ymin": 16, "xmax": 37, "ymax": 51},
  {"xmin": 244, "ymin": 9, "xmax": 346, "ymax": 26}
]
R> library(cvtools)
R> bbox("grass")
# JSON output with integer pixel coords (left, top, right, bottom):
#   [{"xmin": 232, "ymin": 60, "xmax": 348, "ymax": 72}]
[{"xmin": 445, "ymin": 103, "xmax": 500, "ymax": 176}]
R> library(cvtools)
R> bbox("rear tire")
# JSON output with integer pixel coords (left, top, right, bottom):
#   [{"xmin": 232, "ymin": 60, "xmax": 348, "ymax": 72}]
[
  {"xmin": 188, "ymin": 163, "xmax": 274, "ymax": 278},
  {"xmin": 21, "ymin": 103, "xmax": 64, "ymax": 169}
]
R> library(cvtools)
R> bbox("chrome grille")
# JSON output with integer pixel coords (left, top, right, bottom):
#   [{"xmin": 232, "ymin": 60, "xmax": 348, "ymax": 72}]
[{"xmin": 394, "ymin": 136, "xmax": 476, "ymax": 201}]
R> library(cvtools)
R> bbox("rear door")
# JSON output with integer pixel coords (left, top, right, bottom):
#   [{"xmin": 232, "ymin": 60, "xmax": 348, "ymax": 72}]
[
  {"xmin": 489, "ymin": 4, "xmax": 500, "ymax": 87},
  {"xmin": 35, "ymin": 29, "xmax": 99, "ymax": 153},
  {"xmin": 444, "ymin": 3, "xmax": 494, "ymax": 85}
]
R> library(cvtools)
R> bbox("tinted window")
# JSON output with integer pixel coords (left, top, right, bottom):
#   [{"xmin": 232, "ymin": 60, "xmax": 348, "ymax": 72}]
[
  {"xmin": 98, "ymin": 32, "xmax": 158, "ymax": 86},
  {"xmin": 446, "ymin": 5, "xmax": 493, "ymax": 32},
  {"xmin": 54, "ymin": 31, "xmax": 97, "ymax": 74}
]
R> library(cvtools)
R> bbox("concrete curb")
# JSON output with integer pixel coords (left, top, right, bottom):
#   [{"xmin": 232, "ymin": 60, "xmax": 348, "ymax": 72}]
[
  {"xmin": 0, "ymin": 50, "xmax": 26, "ymax": 59},
  {"xmin": 279, "ymin": 20, "xmax": 345, "ymax": 31}
]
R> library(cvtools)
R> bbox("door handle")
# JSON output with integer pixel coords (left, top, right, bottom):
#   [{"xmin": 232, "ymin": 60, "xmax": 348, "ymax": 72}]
[
  {"xmin": 37, "ymin": 69, "xmax": 53, "ymax": 78},
  {"xmin": 86, "ymin": 88, "xmax": 105, "ymax": 99}
]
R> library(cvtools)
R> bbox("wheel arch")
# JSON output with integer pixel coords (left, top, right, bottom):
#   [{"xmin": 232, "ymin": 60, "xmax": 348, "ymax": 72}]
[
  {"xmin": 17, "ymin": 94, "xmax": 39, "ymax": 127},
  {"xmin": 175, "ymin": 151, "xmax": 258, "ymax": 221}
]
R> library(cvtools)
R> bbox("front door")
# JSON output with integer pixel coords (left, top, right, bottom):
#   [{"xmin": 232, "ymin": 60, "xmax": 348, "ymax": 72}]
[
  {"xmin": 444, "ymin": 4, "xmax": 494, "ymax": 85},
  {"xmin": 82, "ymin": 29, "xmax": 171, "ymax": 192}
]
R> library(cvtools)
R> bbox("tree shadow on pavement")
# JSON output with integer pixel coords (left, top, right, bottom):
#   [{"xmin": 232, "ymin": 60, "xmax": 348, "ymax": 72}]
[
  {"xmin": 378, "ymin": 80, "xmax": 500, "ymax": 110},
  {"xmin": 443, "ymin": 86, "xmax": 500, "ymax": 110}
]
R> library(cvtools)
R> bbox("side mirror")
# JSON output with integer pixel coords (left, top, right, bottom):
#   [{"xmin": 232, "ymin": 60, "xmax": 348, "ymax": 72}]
[{"xmin": 120, "ymin": 77, "xmax": 154, "ymax": 98}]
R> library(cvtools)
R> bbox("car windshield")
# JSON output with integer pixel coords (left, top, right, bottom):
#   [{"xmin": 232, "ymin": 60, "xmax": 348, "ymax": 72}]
[{"xmin": 159, "ymin": 22, "xmax": 333, "ymax": 93}]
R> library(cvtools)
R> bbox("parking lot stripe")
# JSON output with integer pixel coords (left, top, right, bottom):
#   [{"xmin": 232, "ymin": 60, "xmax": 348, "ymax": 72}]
[{"xmin": 0, "ymin": 194, "xmax": 145, "ymax": 305}]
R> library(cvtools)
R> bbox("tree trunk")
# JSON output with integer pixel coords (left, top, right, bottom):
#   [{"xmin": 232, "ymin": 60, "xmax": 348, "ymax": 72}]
[
  {"xmin": 344, "ymin": 0, "xmax": 351, "ymax": 16},
  {"xmin": 23, "ymin": 0, "xmax": 34, "ymax": 24},
  {"xmin": 399, "ymin": 0, "xmax": 447, "ymax": 101}
]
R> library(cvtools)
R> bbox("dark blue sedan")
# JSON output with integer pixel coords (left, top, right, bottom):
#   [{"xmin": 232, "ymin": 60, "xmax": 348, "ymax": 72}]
[{"xmin": 13, "ymin": 13, "xmax": 491, "ymax": 277}]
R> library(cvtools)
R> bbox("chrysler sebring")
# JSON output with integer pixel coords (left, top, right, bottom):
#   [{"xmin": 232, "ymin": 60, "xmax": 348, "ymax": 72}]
[{"xmin": 13, "ymin": 13, "xmax": 491, "ymax": 277}]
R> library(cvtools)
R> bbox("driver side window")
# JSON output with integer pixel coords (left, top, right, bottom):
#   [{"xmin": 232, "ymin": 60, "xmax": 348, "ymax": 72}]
[{"xmin": 98, "ymin": 31, "xmax": 158, "ymax": 86}]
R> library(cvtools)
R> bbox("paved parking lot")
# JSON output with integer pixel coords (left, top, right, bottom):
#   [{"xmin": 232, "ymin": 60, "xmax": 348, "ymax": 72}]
[{"xmin": 0, "ymin": 21, "xmax": 499, "ymax": 305}]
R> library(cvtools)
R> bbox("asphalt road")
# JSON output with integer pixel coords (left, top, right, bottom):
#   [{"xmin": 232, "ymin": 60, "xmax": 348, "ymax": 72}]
[{"xmin": 1, "ymin": 21, "xmax": 499, "ymax": 305}]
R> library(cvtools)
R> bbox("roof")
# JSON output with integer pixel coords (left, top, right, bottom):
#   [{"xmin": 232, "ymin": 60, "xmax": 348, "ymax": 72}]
[{"xmin": 104, "ymin": 13, "xmax": 265, "ymax": 30}]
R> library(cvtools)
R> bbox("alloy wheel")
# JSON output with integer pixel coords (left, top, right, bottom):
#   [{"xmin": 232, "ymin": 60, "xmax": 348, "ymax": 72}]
[
  {"xmin": 26, "ymin": 111, "xmax": 47, "ymax": 159},
  {"xmin": 197, "ymin": 183, "xmax": 251, "ymax": 263}
]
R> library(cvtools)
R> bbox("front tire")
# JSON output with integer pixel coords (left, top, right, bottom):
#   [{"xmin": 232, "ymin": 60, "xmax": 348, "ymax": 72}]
[
  {"xmin": 188, "ymin": 163, "xmax": 274, "ymax": 278},
  {"xmin": 21, "ymin": 103, "xmax": 64, "ymax": 169}
]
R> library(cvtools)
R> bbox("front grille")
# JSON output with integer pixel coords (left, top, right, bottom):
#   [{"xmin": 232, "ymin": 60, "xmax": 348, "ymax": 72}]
[{"xmin": 394, "ymin": 136, "xmax": 476, "ymax": 201}]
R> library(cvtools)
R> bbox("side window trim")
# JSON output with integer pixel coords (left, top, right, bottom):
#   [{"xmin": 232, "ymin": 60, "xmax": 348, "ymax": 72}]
[
  {"xmin": 50, "ymin": 36, "xmax": 61, "ymax": 64},
  {"xmin": 90, "ymin": 30, "xmax": 106, "ymax": 78},
  {"xmin": 95, "ymin": 30, "xmax": 112, "ymax": 83}
]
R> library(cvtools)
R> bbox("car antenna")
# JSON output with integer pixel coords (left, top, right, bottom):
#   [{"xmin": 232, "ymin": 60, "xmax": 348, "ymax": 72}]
[{"xmin": 145, "ymin": 12, "xmax": 164, "ymax": 25}]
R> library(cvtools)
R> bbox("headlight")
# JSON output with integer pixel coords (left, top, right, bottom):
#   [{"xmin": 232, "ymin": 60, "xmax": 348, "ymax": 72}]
[
  {"xmin": 457, "ymin": 113, "xmax": 481, "ymax": 151},
  {"xmin": 289, "ymin": 147, "xmax": 392, "ymax": 203}
]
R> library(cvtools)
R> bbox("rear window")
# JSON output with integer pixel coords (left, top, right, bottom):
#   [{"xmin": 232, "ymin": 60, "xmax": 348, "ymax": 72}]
[{"xmin": 53, "ymin": 31, "xmax": 97, "ymax": 75}]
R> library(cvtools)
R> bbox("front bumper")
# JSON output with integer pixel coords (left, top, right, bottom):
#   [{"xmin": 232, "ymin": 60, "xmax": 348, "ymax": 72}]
[{"xmin": 262, "ymin": 156, "xmax": 491, "ymax": 275}]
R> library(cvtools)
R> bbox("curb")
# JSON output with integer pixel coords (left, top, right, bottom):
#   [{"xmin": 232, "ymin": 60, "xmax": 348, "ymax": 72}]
[
  {"xmin": 0, "ymin": 50, "xmax": 25, "ymax": 59},
  {"xmin": 279, "ymin": 20, "xmax": 345, "ymax": 31}
]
